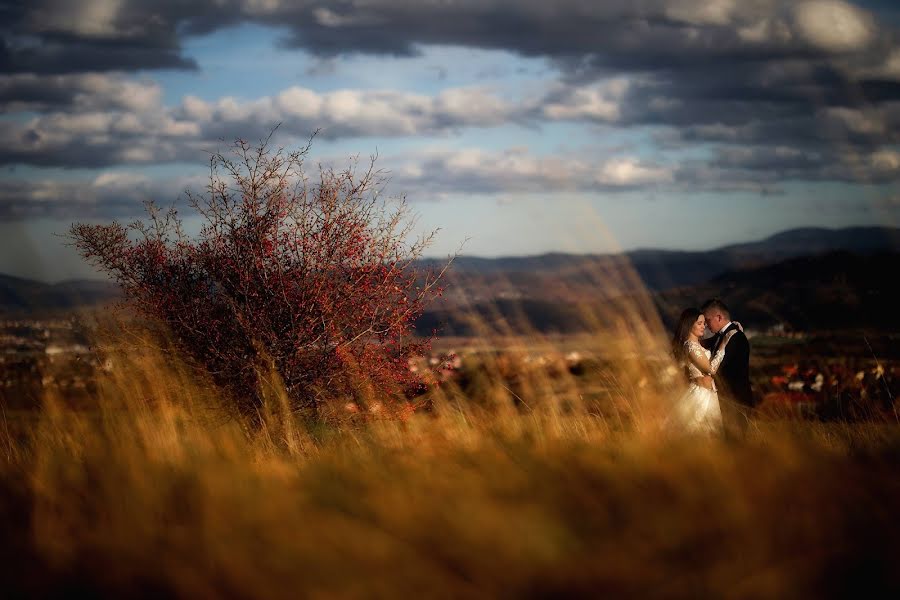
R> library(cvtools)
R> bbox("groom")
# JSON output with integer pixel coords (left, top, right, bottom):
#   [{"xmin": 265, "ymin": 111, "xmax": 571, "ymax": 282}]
[{"xmin": 701, "ymin": 298, "xmax": 754, "ymax": 437}]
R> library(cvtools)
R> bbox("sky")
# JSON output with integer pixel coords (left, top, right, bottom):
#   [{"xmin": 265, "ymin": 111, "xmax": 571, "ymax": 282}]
[{"xmin": 1, "ymin": 0, "xmax": 899, "ymax": 281}]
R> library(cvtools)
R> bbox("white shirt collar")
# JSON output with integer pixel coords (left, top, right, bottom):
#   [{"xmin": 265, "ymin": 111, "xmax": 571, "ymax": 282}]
[{"xmin": 718, "ymin": 321, "xmax": 733, "ymax": 335}]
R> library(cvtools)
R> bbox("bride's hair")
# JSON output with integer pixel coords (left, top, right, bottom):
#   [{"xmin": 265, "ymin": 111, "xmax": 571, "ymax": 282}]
[{"xmin": 672, "ymin": 308, "xmax": 701, "ymax": 363}]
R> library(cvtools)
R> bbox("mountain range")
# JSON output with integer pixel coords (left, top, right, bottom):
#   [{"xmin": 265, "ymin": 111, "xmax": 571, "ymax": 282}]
[
  {"xmin": 0, "ymin": 273, "xmax": 120, "ymax": 314},
  {"xmin": 2, "ymin": 226, "xmax": 898, "ymax": 331},
  {"xmin": 426, "ymin": 225, "xmax": 900, "ymax": 294}
]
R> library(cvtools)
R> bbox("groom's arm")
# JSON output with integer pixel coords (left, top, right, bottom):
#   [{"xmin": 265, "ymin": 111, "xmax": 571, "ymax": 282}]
[
  {"xmin": 718, "ymin": 332, "xmax": 749, "ymax": 383},
  {"xmin": 724, "ymin": 333, "xmax": 749, "ymax": 367}
]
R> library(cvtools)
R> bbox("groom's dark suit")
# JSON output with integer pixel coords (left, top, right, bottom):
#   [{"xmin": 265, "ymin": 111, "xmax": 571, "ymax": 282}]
[{"xmin": 704, "ymin": 323, "xmax": 754, "ymax": 435}]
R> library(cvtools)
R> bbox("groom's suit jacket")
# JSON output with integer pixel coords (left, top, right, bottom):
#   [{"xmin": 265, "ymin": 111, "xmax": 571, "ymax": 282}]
[{"xmin": 709, "ymin": 323, "xmax": 754, "ymax": 407}]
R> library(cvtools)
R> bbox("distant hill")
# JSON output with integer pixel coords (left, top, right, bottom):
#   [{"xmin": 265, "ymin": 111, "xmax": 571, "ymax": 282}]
[
  {"xmin": 429, "ymin": 226, "xmax": 900, "ymax": 272},
  {"xmin": 425, "ymin": 226, "xmax": 900, "ymax": 304},
  {"xmin": 417, "ymin": 250, "xmax": 900, "ymax": 335},
  {"xmin": 655, "ymin": 250, "xmax": 900, "ymax": 331},
  {"xmin": 415, "ymin": 298, "xmax": 594, "ymax": 337},
  {"xmin": 718, "ymin": 226, "xmax": 900, "ymax": 260},
  {"xmin": 0, "ymin": 274, "xmax": 119, "ymax": 314},
  {"xmin": 3, "ymin": 226, "xmax": 899, "ymax": 316}
]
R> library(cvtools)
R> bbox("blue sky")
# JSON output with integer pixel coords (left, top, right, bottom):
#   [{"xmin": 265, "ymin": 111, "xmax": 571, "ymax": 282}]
[{"xmin": 1, "ymin": 0, "xmax": 899, "ymax": 281}]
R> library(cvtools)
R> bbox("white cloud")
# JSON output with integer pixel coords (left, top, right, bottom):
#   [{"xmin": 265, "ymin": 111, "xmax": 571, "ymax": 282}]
[
  {"xmin": 311, "ymin": 7, "xmax": 382, "ymax": 28},
  {"xmin": 0, "ymin": 80, "xmax": 541, "ymax": 166},
  {"xmin": 392, "ymin": 147, "xmax": 673, "ymax": 194},
  {"xmin": 178, "ymin": 85, "xmax": 519, "ymax": 139},
  {"xmin": 542, "ymin": 78, "xmax": 630, "ymax": 123},
  {"xmin": 275, "ymin": 88, "xmax": 324, "ymax": 120},
  {"xmin": 792, "ymin": 1, "xmax": 875, "ymax": 53},
  {"xmin": 435, "ymin": 87, "xmax": 514, "ymax": 126},
  {"xmin": 92, "ymin": 171, "xmax": 149, "ymax": 188},
  {"xmin": 0, "ymin": 146, "xmax": 676, "ymax": 219},
  {"xmin": 812, "ymin": 147, "xmax": 900, "ymax": 183},
  {"xmin": 856, "ymin": 48, "xmax": 900, "ymax": 81},
  {"xmin": 870, "ymin": 149, "xmax": 900, "ymax": 173},
  {"xmin": 0, "ymin": 171, "xmax": 199, "ymax": 219},
  {"xmin": 0, "ymin": 73, "xmax": 161, "ymax": 113},
  {"xmin": 737, "ymin": 17, "xmax": 793, "ymax": 44},
  {"xmin": 595, "ymin": 158, "xmax": 674, "ymax": 186},
  {"xmin": 664, "ymin": 0, "xmax": 739, "ymax": 26},
  {"xmin": 29, "ymin": 0, "xmax": 125, "ymax": 38},
  {"xmin": 822, "ymin": 107, "xmax": 886, "ymax": 137}
]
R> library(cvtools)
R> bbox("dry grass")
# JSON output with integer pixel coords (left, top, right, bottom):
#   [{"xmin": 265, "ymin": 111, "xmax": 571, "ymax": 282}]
[
  {"xmin": 2, "ymin": 326, "xmax": 900, "ymax": 599},
  {"xmin": 3, "ymin": 246, "xmax": 899, "ymax": 598}
]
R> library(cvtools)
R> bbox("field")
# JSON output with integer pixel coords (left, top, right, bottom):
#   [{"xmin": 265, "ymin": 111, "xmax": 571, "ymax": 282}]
[
  {"xmin": 5, "ymin": 0, "xmax": 900, "ymax": 596},
  {"xmin": 2, "ymin": 316, "xmax": 900, "ymax": 598}
]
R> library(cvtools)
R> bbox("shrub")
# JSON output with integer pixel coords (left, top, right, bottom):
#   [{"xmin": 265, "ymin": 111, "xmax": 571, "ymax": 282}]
[{"xmin": 70, "ymin": 132, "xmax": 450, "ymax": 417}]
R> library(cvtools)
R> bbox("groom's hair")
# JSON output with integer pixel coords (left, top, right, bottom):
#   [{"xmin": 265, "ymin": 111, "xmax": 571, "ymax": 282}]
[{"xmin": 700, "ymin": 298, "xmax": 730, "ymax": 318}]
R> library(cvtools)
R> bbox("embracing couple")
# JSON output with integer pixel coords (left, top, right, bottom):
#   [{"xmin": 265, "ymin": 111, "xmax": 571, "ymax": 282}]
[{"xmin": 670, "ymin": 298, "xmax": 754, "ymax": 437}]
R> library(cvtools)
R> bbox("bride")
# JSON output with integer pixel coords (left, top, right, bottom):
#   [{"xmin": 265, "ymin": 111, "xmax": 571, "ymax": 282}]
[{"xmin": 669, "ymin": 308, "xmax": 737, "ymax": 433}]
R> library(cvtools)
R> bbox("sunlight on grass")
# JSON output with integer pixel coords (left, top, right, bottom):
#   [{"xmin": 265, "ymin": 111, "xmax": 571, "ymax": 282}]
[
  {"xmin": 2, "ymin": 220, "xmax": 898, "ymax": 597},
  {"xmin": 3, "ymin": 297, "xmax": 900, "ymax": 596}
]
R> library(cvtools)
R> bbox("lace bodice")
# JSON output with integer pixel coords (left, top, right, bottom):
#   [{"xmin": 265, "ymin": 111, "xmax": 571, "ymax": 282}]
[{"xmin": 684, "ymin": 340, "xmax": 726, "ymax": 380}]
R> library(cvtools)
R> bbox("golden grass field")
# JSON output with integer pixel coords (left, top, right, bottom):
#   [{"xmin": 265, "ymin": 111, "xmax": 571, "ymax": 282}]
[{"xmin": 2, "ymin": 313, "xmax": 900, "ymax": 599}]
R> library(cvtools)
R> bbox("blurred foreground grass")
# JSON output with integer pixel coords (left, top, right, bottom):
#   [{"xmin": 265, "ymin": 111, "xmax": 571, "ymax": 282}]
[{"xmin": 2, "ymin": 337, "xmax": 900, "ymax": 599}]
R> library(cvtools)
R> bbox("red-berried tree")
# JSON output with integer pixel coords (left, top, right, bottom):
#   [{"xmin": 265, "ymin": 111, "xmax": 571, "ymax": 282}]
[{"xmin": 70, "ymin": 131, "xmax": 451, "ymax": 417}]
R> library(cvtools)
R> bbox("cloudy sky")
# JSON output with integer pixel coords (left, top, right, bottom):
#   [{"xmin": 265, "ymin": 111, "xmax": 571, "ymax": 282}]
[{"xmin": 2, "ymin": 0, "xmax": 899, "ymax": 281}]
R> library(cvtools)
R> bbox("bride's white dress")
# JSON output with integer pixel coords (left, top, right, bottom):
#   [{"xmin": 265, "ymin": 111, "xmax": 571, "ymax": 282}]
[{"xmin": 672, "ymin": 340, "xmax": 725, "ymax": 433}]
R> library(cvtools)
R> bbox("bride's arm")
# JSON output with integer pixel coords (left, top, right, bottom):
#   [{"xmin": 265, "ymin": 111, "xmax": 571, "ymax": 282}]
[
  {"xmin": 685, "ymin": 341, "xmax": 714, "ymax": 375},
  {"xmin": 708, "ymin": 331, "xmax": 738, "ymax": 374},
  {"xmin": 686, "ymin": 333, "xmax": 737, "ymax": 376}
]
